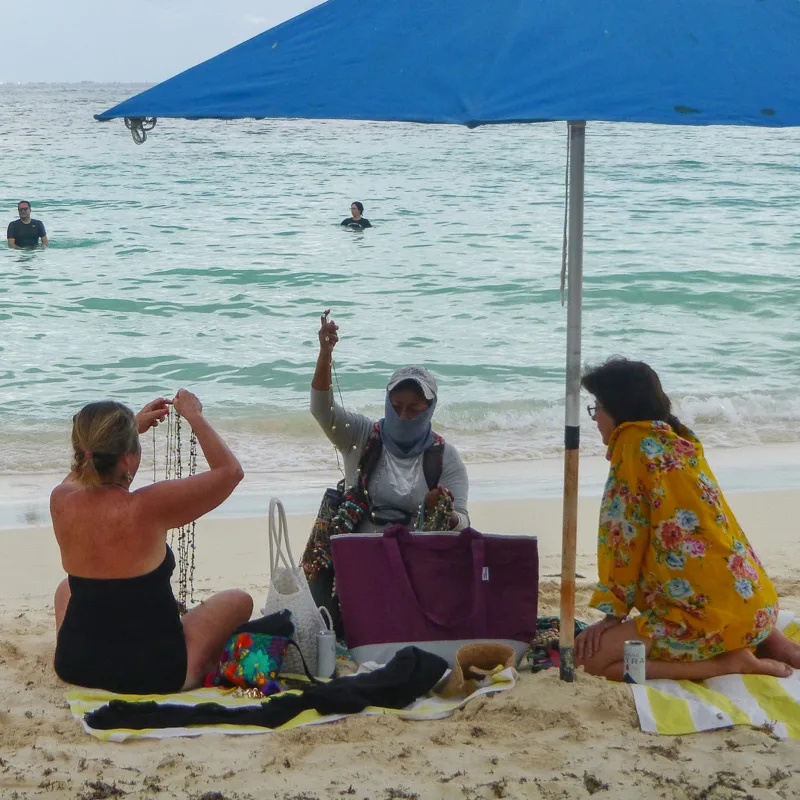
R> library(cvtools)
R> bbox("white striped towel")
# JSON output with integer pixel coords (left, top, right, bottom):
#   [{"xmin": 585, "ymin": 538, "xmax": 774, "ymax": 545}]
[{"xmin": 632, "ymin": 614, "xmax": 800, "ymax": 738}]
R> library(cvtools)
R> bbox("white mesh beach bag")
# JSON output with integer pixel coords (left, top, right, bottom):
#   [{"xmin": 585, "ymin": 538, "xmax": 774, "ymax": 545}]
[{"xmin": 262, "ymin": 498, "xmax": 325, "ymax": 676}]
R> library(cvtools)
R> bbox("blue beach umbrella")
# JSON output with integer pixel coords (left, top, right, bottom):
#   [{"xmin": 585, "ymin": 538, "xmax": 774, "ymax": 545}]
[{"xmin": 97, "ymin": 0, "xmax": 800, "ymax": 681}]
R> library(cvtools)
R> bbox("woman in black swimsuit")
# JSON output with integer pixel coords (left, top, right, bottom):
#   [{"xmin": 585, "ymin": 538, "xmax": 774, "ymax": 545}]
[{"xmin": 52, "ymin": 390, "xmax": 253, "ymax": 694}]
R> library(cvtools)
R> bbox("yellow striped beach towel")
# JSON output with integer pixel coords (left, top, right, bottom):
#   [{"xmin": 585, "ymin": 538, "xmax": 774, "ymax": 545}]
[
  {"xmin": 632, "ymin": 619, "xmax": 800, "ymax": 739},
  {"xmin": 66, "ymin": 667, "xmax": 518, "ymax": 742}
]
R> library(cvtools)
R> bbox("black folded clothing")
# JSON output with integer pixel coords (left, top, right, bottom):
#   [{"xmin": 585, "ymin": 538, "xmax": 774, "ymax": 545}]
[{"xmin": 85, "ymin": 646, "xmax": 448, "ymax": 731}]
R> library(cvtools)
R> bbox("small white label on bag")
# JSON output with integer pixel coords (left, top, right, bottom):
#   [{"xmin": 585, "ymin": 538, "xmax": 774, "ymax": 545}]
[{"xmin": 482, "ymin": 567, "xmax": 489, "ymax": 581}]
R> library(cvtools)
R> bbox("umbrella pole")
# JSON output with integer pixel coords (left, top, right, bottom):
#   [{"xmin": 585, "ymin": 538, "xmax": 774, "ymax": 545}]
[{"xmin": 559, "ymin": 120, "xmax": 586, "ymax": 682}]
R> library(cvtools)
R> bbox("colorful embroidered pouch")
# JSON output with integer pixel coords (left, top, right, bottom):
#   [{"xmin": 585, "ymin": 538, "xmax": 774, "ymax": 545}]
[{"xmin": 206, "ymin": 631, "xmax": 289, "ymax": 696}]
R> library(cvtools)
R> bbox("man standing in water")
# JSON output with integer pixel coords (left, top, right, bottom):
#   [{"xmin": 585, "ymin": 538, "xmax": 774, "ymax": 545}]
[
  {"xmin": 340, "ymin": 201, "xmax": 372, "ymax": 230},
  {"xmin": 7, "ymin": 201, "xmax": 48, "ymax": 248}
]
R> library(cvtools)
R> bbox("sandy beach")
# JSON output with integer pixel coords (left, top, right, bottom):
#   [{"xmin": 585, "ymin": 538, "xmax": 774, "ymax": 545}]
[{"xmin": 2, "ymin": 479, "xmax": 800, "ymax": 799}]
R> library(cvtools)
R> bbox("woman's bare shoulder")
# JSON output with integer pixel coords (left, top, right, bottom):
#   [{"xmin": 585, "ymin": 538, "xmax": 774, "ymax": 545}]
[{"xmin": 50, "ymin": 476, "xmax": 83, "ymax": 505}]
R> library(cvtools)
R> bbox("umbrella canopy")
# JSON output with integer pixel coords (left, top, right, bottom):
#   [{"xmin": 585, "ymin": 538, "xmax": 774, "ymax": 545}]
[{"xmin": 97, "ymin": 0, "xmax": 800, "ymax": 128}]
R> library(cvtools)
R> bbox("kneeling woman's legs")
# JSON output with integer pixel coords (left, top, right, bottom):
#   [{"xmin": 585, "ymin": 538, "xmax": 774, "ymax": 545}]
[
  {"xmin": 578, "ymin": 620, "xmax": 792, "ymax": 681},
  {"xmin": 181, "ymin": 589, "xmax": 254, "ymax": 689}
]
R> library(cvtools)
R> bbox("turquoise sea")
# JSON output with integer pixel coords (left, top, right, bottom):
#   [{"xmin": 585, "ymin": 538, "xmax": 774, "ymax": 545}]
[{"xmin": 2, "ymin": 84, "xmax": 800, "ymax": 500}]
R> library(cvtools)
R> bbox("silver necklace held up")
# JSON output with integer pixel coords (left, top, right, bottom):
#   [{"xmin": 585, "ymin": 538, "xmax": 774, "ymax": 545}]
[
  {"xmin": 158, "ymin": 407, "xmax": 198, "ymax": 614},
  {"xmin": 326, "ymin": 336, "xmax": 356, "ymax": 480}
]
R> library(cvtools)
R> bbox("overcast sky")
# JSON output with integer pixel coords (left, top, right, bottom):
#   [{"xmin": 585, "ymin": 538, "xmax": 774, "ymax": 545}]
[{"xmin": 0, "ymin": 0, "xmax": 325, "ymax": 83}]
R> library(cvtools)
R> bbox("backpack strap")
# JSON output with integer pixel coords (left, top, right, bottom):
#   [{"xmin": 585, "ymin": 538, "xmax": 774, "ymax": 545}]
[
  {"xmin": 422, "ymin": 434, "xmax": 445, "ymax": 489},
  {"xmin": 330, "ymin": 424, "xmax": 382, "ymax": 536}
]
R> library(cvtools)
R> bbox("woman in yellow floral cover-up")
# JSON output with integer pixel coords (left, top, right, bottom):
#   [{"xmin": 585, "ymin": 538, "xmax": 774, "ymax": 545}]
[{"xmin": 575, "ymin": 358, "xmax": 800, "ymax": 681}]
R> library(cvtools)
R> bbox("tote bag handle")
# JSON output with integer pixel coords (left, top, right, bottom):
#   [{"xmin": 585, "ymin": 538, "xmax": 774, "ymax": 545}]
[
  {"xmin": 382, "ymin": 526, "xmax": 488, "ymax": 636},
  {"xmin": 269, "ymin": 497, "xmax": 299, "ymax": 578}
]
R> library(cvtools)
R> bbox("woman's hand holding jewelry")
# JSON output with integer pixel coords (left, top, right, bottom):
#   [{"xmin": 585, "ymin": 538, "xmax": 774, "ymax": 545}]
[
  {"xmin": 424, "ymin": 484, "xmax": 453, "ymax": 510},
  {"xmin": 136, "ymin": 397, "xmax": 171, "ymax": 434},
  {"xmin": 319, "ymin": 309, "xmax": 339, "ymax": 355},
  {"xmin": 172, "ymin": 389, "xmax": 203, "ymax": 423}
]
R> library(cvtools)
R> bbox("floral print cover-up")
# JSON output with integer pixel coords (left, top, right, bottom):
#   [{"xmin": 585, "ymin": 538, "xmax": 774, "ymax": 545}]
[{"xmin": 590, "ymin": 421, "xmax": 778, "ymax": 662}]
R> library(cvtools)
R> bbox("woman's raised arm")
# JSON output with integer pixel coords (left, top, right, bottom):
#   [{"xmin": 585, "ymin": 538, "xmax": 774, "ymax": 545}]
[{"xmin": 136, "ymin": 389, "xmax": 243, "ymax": 530}]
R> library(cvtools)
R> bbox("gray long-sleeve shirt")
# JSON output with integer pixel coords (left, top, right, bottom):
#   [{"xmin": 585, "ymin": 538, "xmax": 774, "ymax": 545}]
[{"xmin": 310, "ymin": 387, "xmax": 470, "ymax": 532}]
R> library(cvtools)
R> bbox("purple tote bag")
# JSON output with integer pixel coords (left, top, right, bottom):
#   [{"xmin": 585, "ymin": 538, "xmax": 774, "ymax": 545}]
[{"xmin": 331, "ymin": 526, "xmax": 538, "ymax": 666}]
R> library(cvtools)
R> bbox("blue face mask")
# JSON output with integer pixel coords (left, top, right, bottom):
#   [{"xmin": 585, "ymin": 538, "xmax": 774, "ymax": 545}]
[{"xmin": 380, "ymin": 392, "xmax": 436, "ymax": 458}]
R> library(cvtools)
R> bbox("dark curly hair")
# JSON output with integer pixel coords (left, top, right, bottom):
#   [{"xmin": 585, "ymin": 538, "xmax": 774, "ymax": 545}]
[{"xmin": 581, "ymin": 358, "xmax": 682, "ymax": 433}]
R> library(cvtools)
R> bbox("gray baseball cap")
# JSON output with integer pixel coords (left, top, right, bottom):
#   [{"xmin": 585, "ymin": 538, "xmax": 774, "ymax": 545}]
[{"xmin": 386, "ymin": 366, "xmax": 438, "ymax": 401}]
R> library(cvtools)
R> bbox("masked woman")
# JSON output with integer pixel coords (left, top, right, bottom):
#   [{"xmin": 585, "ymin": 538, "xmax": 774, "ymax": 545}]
[
  {"xmin": 52, "ymin": 390, "xmax": 253, "ymax": 694},
  {"xmin": 576, "ymin": 358, "xmax": 800, "ymax": 681},
  {"xmin": 310, "ymin": 310, "xmax": 469, "ymax": 533},
  {"xmin": 305, "ymin": 311, "xmax": 470, "ymax": 626}
]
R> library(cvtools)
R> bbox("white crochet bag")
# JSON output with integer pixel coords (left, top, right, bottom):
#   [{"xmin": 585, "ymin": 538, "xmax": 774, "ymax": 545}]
[{"xmin": 262, "ymin": 498, "xmax": 325, "ymax": 676}]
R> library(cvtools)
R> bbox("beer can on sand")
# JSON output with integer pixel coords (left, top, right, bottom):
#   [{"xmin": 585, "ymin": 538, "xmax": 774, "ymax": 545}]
[
  {"xmin": 623, "ymin": 640, "xmax": 646, "ymax": 684},
  {"xmin": 316, "ymin": 630, "xmax": 337, "ymax": 679}
]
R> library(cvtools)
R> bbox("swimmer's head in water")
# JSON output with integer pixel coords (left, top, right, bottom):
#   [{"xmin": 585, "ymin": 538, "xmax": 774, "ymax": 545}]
[
  {"xmin": 71, "ymin": 401, "xmax": 140, "ymax": 486},
  {"xmin": 350, "ymin": 201, "xmax": 364, "ymax": 219}
]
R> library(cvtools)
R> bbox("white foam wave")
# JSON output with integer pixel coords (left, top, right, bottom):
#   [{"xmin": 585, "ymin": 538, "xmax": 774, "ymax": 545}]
[{"xmin": 1, "ymin": 391, "xmax": 799, "ymax": 475}]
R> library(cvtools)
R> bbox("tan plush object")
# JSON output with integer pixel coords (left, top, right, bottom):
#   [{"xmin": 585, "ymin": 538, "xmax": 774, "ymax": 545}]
[{"xmin": 436, "ymin": 643, "xmax": 516, "ymax": 698}]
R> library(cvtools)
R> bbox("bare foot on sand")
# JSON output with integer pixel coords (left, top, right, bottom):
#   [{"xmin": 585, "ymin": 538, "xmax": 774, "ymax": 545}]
[
  {"xmin": 716, "ymin": 648, "xmax": 792, "ymax": 678},
  {"xmin": 756, "ymin": 629, "xmax": 800, "ymax": 669}
]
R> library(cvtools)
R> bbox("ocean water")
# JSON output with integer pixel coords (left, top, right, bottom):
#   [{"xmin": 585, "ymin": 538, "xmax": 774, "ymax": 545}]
[{"xmin": 2, "ymin": 83, "xmax": 800, "ymax": 484}]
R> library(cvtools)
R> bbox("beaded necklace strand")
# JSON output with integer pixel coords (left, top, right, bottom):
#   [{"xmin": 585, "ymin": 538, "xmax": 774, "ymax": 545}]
[
  {"xmin": 328, "ymin": 345, "xmax": 356, "ymax": 470},
  {"xmin": 153, "ymin": 408, "xmax": 198, "ymax": 613}
]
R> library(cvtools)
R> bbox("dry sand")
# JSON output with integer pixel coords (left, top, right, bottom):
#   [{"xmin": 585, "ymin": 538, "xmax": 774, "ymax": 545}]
[{"xmin": 2, "ymin": 490, "xmax": 800, "ymax": 799}]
